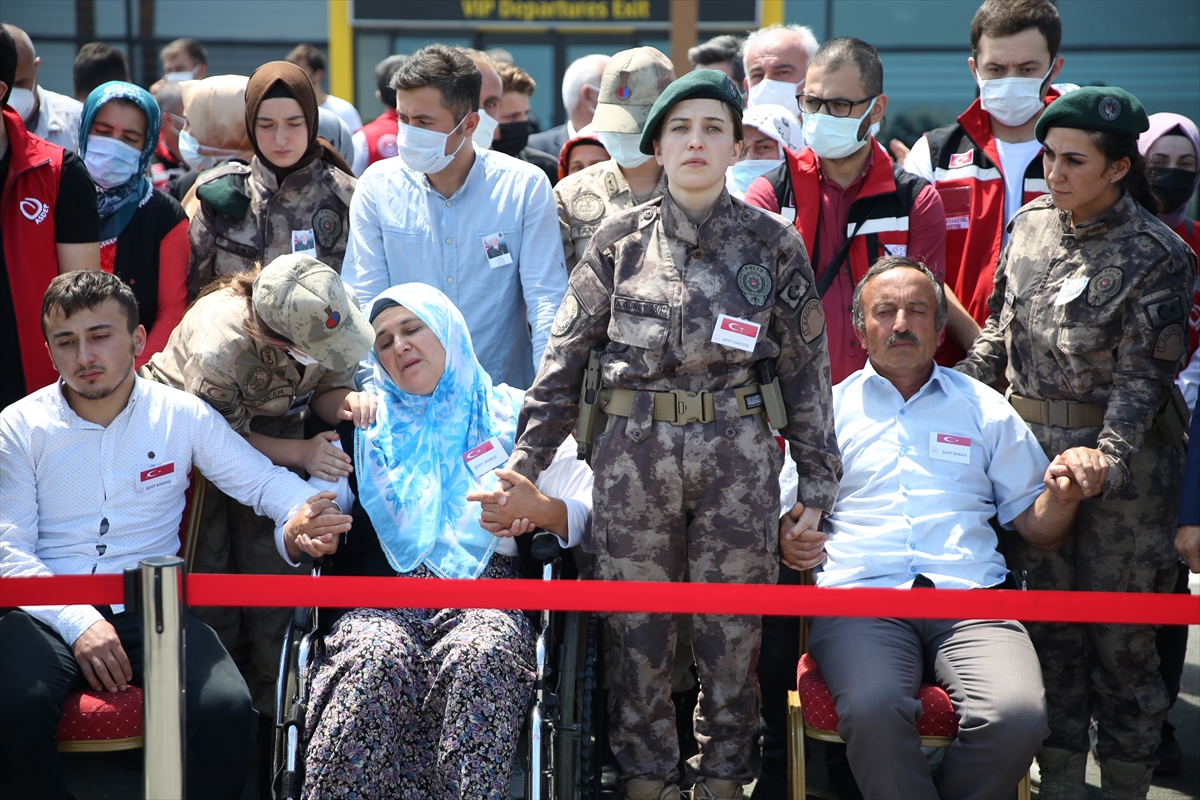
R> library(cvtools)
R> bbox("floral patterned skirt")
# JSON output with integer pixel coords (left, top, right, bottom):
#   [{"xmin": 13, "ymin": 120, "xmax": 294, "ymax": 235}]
[{"xmin": 302, "ymin": 556, "xmax": 535, "ymax": 799}]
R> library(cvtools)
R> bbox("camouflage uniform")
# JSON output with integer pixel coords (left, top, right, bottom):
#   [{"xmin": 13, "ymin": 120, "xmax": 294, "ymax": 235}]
[
  {"xmin": 187, "ymin": 156, "xmax": 355, "ymax": 298},
  {"xmin": 957, "ymin": 193, "xmax": 1196, "ymax": 775},
  {"xmin": 142, "ymin": 288, "xmax": 358, "ymax": 714},
  {"xmin": 556, "ymin": 158, "xmax": 668, "ymax": 273},
  {"xmin": 508, "ymin": 190, "xmax": 842, "ymax": 784}
]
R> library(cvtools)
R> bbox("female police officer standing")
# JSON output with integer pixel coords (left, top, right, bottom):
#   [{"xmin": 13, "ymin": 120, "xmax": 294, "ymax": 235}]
[
  {"xmin": 958, "ymin": 87, "xmax": 1196, "ymax": 800},
  {"xmin": 505, "ymin": 71, "xmax": 841, "ymax": 800}
]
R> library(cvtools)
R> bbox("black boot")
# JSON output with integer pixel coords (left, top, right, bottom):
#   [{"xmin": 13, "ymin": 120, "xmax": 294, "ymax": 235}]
[{"xmin": 1153, "ymin": 720, "xmax": 1181, "ymax": 776}]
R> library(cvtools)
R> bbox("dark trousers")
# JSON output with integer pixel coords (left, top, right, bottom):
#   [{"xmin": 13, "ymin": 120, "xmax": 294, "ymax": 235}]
[
  {"xmin": 0, "ymin": 608, "xmax": 256, "ymax": 800},
  {"xmin": 756, "ymin": 564, "xmax": 802, "ymax": 773},
  {"xmin": 1156, "ymin": 562, "xmax": 1190, "ymax": 708}
]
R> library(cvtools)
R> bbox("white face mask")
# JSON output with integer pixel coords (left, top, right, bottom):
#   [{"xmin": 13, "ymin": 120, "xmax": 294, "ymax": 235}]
[
  {"xmin": 471, "ymin": 108, "xmax": 499, "ymax": 149},
  {"xmin": 747, "ymin": 79, "xmax": 802, "ymax": 119},
  {"xmin": 6, "ymin": 87, "xmax": 36, "ymax": 120},
  {"xmin": 977, "ymin": 66, "xmax": 1052, "ymax": 127},
  {"xmin": 84, "ymin": 135, "xmax": 143, "ymax": 189},
  {"xmin": 726, "ymin": 158, "xmax": 784, "ymax": 199},
  {"xmin": 288, "ymin": 346, "xmax": 319, "ymax": 366},
  {"xmin": 165, "ymin": 68, "xmax": 197, "ymax": 83},
  {"xmin": 803, "ymin": 97, "xmax": 876, "ymax": 160},
  {"xmin": 596, "ymin": 130, "xmax": 652, "ymax": 169},
  {"xmin": 177, "ymin": 128, "xmax": 238, "ymax": 172},
  {"xmin": 396, "ymin": 116, "xmax": 467, "ymax": 174}
]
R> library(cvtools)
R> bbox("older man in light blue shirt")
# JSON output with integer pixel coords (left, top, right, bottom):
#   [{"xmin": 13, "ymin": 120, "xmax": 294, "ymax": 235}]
[
  {"xmin": 343, "ymin": 44, "xmax": 566, "ymax": 390},
  {"xmin": 778, "ymin": 257, "xmax": 1109, "ymax": 800}
]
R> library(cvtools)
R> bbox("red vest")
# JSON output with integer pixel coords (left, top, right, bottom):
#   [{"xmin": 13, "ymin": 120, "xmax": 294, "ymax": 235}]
[
  {"xmin": 2, "ymin": 108, "xmax": 65, "ymax": 394},
  {"xmin": 786, "ymin": 141, "xmax": 920, "ymax": 286},
  {"xmin": 360, "ymin": 110, "xmax": 399, "ymax": 167},
  {"xmin": 923, "ymin": 91, "xmax": 1060, "ymax": 327},
  {"xmin": 1173, "ymin": 218, "xmax": 1200, "ymax": 359}
]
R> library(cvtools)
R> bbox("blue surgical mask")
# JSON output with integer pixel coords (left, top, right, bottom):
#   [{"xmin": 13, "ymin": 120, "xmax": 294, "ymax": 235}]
[
  {"xmin": 726, "ymin": 158, "xmax": 784, "ymax": 199},
  {"xmin": 84, "ymin": 135, "xmax": 143, "ymax": 189},
  {"xmin": 803, "ymin": 97, "xmax": 877, "ymax": 160}
]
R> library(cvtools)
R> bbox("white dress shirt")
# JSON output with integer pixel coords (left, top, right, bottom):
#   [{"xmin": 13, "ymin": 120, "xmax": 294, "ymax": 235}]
[
  {"xmin": 1, "ymin": 378, "xmax": 316, "ymax": 645},
  {"xmin": 31, "ymin": 86, "xmax": 83, "ymax": 152},
  {"xmin": 343, "ymin": 145, "xmax": 568, "ymax": 389},
  {"xmin": 817, "ymin": 362, "xmax": 1048, "ymax": 589},
  {"xmin": 279, "ymin": 436, "xmax": 592, "ymax": 566}
]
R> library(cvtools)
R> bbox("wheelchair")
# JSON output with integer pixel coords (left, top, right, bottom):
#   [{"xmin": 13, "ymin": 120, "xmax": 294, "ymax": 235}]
[{"xmin": 270, "ymin": 531, "xmax": 605, "ymax": 800}]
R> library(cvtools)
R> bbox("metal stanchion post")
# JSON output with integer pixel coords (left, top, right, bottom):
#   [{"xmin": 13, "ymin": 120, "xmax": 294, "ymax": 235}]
[{"xmin": 141, "ymin": 555, "xmax": 187, "ymax": 799}]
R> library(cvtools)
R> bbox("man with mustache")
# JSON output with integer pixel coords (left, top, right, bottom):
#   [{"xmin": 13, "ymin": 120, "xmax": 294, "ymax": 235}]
[{"xmin": 778, "ymin": 256, "xmax": 1101, "ymax": 798}]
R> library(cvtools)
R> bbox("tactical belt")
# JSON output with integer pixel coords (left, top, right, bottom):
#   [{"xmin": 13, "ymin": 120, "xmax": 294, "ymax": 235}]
[
  {"xmin": 1009, "ymin": 394, "xmax": 1105, "ymax": 428},
  {"xmin": 1010, "ymin": 388, "xmax": 1188, "ymax": 449},
  {"xmin": 601, "ymin": 385, "xmax": 765, "ymax": 426}
]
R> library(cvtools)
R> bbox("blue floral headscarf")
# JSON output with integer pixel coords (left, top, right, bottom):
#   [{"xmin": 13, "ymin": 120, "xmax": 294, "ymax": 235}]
[
  {"xmin": 355, "ymin": 283, "xmax": 524, "ymax": 579},
  {"xmin": 78, "ymin": 81, "xmax": 160, "ymax": 241}
]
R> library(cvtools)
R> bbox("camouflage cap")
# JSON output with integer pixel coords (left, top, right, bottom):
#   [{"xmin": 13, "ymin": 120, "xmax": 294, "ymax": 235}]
[
  {"xmin": 590, "ymin": 47, "xmax": 676, "ymax": 135},
  {"xmin": 252, "ymin": 254, "xmax": 373, "ymax": 373},
  {"xmin": 639, "ymin": 69, "xmax": 744, "ymax": 155},
  {"xmin": 1035, "ymin": 86, "xmax": 1149, "ymax": 143}
]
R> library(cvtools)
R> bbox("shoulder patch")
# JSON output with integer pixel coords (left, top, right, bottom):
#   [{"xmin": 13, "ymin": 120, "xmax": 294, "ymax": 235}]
[
  {"xmin": 1139, "ymin": 288, "xmax": 1187, "ymax": 329},
  {"xmin": 197, "ymin": 379, "xmax": 237, "ymax": 413},
  {"xmin": 1153, "ymin": 324, "xmax": 1186, "ymax": 362},
  {"xmin": 799, "ymin": 298, "xmax": 825, "ymax": 343},
  {"xmin": 604, "ymin": 171, "xmax": 620, "ymax": 198},
  {"xmin": 779, "ymin": 271, "xmax": 811, "ymax": 311},
  {"xmin": 551, "ymin": 293, "xmax": 584, "ymax": 338},
  {"xmin": 570, "ymin": 191, "xmax": 605, "ymax": 222},
  {"xmin": 242, "ymin": 366, "xmax": 273, "ymax": 404}
]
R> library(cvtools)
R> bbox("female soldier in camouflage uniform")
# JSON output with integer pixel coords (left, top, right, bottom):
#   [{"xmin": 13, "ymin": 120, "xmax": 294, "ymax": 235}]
[
  {"xmin": 187, "ymin": 61, "xmax": 355, "ymax": 298},
  {"xmin": 506, "ymin": 71, "xmax": 841, "ymax": 800},
  {"xmin": 958, "ymin": 87, "xmax": 1196, "ymax": 800}
]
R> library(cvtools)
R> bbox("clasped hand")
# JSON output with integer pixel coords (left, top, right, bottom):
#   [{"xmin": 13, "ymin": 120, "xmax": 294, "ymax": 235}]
[
  {"xmin": 779, "ymin": 503, "xmax": 826, "ymax": 572},
  {"xmin": 285, "ymin": 491, "xmax": 352, "ymax": 561}
]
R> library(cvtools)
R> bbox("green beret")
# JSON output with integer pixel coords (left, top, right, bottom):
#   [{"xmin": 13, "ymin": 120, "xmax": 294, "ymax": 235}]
[
  {"xmin": 638, "ymin": 69, "xmax": 744, "ymax": 155},
  {"xmin": 1035, "ymin": 86, "xmax": 1149, "ymax": 142}
]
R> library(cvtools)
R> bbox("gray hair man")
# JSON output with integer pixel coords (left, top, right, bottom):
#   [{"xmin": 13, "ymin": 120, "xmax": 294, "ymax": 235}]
[
  {"xmin": 742, "ymin": 23, "xmax": 819, "ymax": 119},
  {"xmin": 528, "ymin": 52, "xmax": 609, "ymax": 157}
]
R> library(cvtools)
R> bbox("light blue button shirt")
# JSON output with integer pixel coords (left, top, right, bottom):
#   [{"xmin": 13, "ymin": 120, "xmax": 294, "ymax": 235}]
[
  {"xmin": 816, "ymin": 362, "xmax": 1049, "ymax": 589},
  {"xmin": 343, "ymin": 145, "xmax": 567, "ymax": 389}
]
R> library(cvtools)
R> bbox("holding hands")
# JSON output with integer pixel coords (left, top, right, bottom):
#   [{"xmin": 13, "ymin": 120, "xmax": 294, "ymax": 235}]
[
  {"xmin": 285, "ymin": 491, "xmax": 352, "ymax": 561},
  {"xmin": 467, "ymin": 468, "xmax": 569, "ymax": 541},
  {"xmin": 1044, "ymin": 446, "xmax": 1109, "ymax": 503},
  {"xmin": 779, "ymin": 503, "xmax": 827, "ymax": 572}
]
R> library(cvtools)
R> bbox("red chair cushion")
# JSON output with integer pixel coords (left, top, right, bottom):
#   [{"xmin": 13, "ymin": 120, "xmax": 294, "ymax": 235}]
[
  {"xmin": 57, "ymin": 686, "xmax": 144, "ymax": 741},
  {"xmin": 797, "ymin": 653, "xmax": 959, "ymax": 738}
]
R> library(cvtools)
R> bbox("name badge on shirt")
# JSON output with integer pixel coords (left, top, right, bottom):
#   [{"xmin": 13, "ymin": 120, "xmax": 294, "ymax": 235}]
[
  {"xmin": 929, "ymin": 433, "xmax": 971, "ymax": 465},
  {"xmin": 482, "ymin": 232, "xmax": 513, "ymax": 268},
  {"xmin": 292, "ymin": 229, "xmax": 317, "ymax": 256},
  {"xmin": 711, "ymin": 314, "xmax": 761, "ymax": 353},
  {"xmin": 463, "ymin": 437, "xmax": 508, "ymax": 478},
  {"xmin": 137, "ymin": 461, "xmax": 177, "ymax": 494},
  {"xmin": 1054, "ymin": 277, "xmax": 1089, "ymax": 306},
  {"xmin": 285, "ymin": 389, "xmax": 315, "ymax": 417}
]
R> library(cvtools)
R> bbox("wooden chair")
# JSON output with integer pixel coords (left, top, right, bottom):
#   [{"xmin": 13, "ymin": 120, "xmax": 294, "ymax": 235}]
[
  {"xmin": 785, "ymin": 572, "xmax": 1032, "ymax": 800},
  {"xmin": 56, "ymin": 471, "xmax": 207, "ymax": 752}
]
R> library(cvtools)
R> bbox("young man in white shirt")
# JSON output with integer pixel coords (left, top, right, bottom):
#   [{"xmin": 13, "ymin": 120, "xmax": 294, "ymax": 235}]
[
  {"xmin": 0, "ymin": 270, "xmax": 348, "ymax": 799},
  {"xmin": 779, "ymin": 257, "xmax": 1104, "ymax": 799},
  {"xmin": 344, "ymin": 44, "xmax": 566, "ymax": 390}
]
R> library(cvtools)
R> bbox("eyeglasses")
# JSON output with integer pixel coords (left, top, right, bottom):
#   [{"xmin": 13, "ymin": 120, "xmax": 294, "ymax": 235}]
[{"xmin": 797, "ymin": 93, "xmax": 878, "ymax": 118}]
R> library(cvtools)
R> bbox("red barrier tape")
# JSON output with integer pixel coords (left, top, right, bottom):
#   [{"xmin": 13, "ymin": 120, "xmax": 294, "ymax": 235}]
[{"xmin": 2, "ymin": 574, "xmax": 1197, "ymax": 625}]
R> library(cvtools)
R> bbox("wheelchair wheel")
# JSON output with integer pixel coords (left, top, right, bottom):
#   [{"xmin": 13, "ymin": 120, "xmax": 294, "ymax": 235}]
[
  {"xmin": 554, "ymin": 611, "xmax": 582, "ymax": 799},
  {"xmin": 577, "ymin": 613, "xmax": 603, "ymax": 800}
]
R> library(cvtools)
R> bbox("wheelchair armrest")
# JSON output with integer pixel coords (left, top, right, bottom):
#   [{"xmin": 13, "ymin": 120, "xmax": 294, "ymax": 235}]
[{"xmin": 530, "ymin": 530, "xmax": 565, "ymax": 562}]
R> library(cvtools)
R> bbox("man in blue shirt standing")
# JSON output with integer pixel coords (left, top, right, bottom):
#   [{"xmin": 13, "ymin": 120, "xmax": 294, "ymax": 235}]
[
  {"xmin": 780, "ymin": 256, "xmax": 1104, "ymax": 799},
  {"xmin": 343, "ymin": 44, "xmax": 567, "ymax": 389}
]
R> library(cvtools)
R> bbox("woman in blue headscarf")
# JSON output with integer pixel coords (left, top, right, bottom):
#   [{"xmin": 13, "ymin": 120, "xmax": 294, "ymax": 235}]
[
  {"xmin": 79, "ymin": 80, "xmax": 189, "ymax": 366},
  {"xmin": 285, "ymin": 283, "xmax": 592, "ymax": 799}
]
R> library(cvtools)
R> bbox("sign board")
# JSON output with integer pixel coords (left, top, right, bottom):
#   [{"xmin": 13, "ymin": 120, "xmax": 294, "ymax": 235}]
[{"xmin": 351, "ymin": 0, "xmax": 759, "ymax": 30}]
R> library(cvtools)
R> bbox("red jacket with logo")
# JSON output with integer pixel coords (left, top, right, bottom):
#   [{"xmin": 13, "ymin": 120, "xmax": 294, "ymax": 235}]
[
  {"xmin": 359, "ymin": 110, "xmax": 399, "ymax": 168},
  {"xmin": 2, "ymin": 108, "xmax": 65, "ymax": 394},
  {"xmin": 922, "ymin": 91, "xmax": 1060, "ymax": 328}
]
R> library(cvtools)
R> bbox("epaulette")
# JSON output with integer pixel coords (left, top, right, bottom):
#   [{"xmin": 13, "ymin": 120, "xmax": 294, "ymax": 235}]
[
  {"xmin": 321, "ymin": 165, "xmax": 358, "ymax": 206},
  {"xmin": 195, "ymin": 163, "xmax": 252, "ymax": 221},
  {"xmin": 1006, "ymin": 194, "xmax": 1055, "ymax": 235},
  {"xmin": 1133, "ymin": 205, "xmax": 1196, "ymax": 273},
  {"xmin": 590, "ymin": 197, "xmax": 663, "ymax": 251}
]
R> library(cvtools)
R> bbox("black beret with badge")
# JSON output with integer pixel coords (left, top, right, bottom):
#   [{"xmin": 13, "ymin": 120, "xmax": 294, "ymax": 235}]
[
  {"xmin": 1035, "ymin": 86, "xmax": 1149, "ymax": 142},
  {"xmin": 639, "ymin": 69, "xmax": 745, "ymax": 155}
]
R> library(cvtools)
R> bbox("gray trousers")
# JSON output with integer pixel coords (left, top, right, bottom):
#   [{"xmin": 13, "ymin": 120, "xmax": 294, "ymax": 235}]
[{"xmin": 808, "ymin": 616, "xmax": 1049, "ymax": 800}]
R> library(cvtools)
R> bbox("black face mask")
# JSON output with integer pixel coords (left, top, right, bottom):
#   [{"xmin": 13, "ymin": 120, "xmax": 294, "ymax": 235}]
[
  {"xmin": 1147, "ymin": 167, "xmax": 1198, "ymax": 213},
  {"xmin": 493, "ymin": 120, "xmax": 533, "ymax": 157}
]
